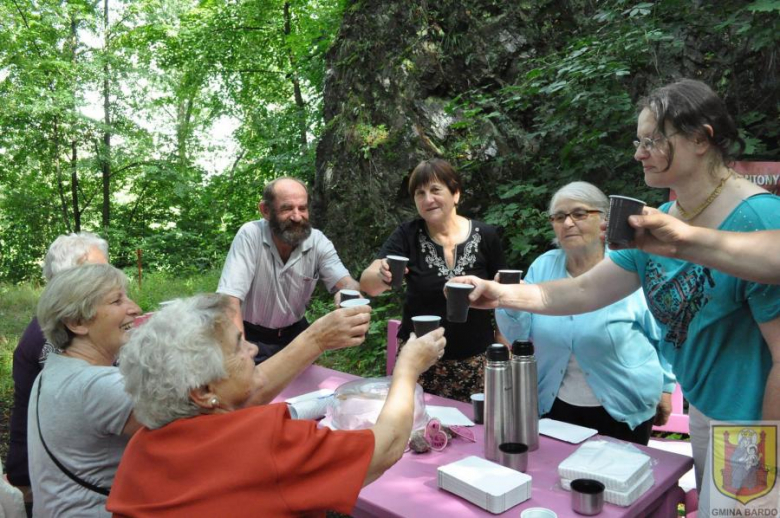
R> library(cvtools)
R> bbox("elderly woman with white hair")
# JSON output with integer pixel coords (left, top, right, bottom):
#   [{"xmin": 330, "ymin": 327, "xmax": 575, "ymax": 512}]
[
  {"xmin": 6, "ymin": 232, "xmax": 108, "ymax": 513},
  {"xmin": 107, "ymin": 293, "xmax": 446, "ymax": 517},
  {"xmin": 28, "ymin": 264, "xmax": 142, "ymax": 517},
  {"xmin": 496, "ymin": 181, "xmax": 674, "ymax": 445}
]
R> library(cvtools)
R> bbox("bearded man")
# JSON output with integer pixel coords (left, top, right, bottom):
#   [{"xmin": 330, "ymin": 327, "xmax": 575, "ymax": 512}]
[{"xmin": 217, "ymin": 177, "xmax": 361, "ymax": 363}]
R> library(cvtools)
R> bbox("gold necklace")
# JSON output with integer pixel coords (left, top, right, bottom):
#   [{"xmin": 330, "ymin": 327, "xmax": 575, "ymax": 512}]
[{"xmin": 675, "ymin": 172, "xmax": 733, "ymax": 221}]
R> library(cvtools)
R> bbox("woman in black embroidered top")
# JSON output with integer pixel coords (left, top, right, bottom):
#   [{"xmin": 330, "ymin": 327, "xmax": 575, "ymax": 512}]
[{"xmin": 361, "ymin": 159, "xmax": 506, "ymax": 401}]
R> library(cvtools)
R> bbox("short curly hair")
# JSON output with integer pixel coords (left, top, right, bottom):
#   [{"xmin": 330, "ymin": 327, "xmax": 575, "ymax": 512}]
[
  {"xmin": 42, "ymin": 232, "xmax": 108, "ymax": 282},
  {"xmin": 119, "ymin": 294, "xmax": 234, "ymax": 429}
]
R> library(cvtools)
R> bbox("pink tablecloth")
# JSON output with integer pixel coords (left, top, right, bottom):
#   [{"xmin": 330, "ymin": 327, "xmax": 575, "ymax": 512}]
[{"xmin": 276, "ymin": 365, "xmax": 693, "ymax": 518}]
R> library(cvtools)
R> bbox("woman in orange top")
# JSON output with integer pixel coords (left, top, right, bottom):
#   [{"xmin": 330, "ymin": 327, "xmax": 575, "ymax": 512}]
[{"xmin": 107, "ymin": 293, "xmax": 445, "ymax": 517}]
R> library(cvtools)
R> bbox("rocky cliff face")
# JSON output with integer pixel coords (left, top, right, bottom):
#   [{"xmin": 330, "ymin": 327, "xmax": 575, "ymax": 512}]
[
  {"xmin": 313, "ymin": 0, "xmax": 778, "ymax": 270},
  {"xmin": 313, "ymin": 0, "xmax": 558, "ymax": 268}
]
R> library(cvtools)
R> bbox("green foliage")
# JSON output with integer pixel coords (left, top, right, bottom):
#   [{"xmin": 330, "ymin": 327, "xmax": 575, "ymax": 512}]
[
  {"xmin": 438, "ymin": 0, "xmax": 777, "ymax": 265},
  {"xmin": 125, "ymin": 269, "xmax": 222, "ymax": 313},
  {"xmin": 306, "ymin": 286, "xmax": 403, "ymax": 378}
]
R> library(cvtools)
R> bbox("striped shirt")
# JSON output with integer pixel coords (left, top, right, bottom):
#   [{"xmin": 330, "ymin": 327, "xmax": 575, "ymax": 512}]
[{"xmin": 217, "ymin": 219, "xmax": 350, "ymax": 329}]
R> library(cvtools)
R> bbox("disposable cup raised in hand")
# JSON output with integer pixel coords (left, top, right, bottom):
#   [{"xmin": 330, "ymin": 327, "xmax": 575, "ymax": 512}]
[
  {"xmin": 445, "ymin": 282, "xmax": 474, "ymax": 323},
  {"xmin": 411, "ymin": 315, "xmax": 441, "ymax": 337},
  {"xmin": 339, "ymin": 298, "xmax": 371, "ymax": 309},
  {"xmin": 606, "ymin": 195, "xmax": 646, "ymax": 246},
  {"xmin": 385, "ymin": 255, "xmax": 409, "ymax": 291},
  {"xmin": 498, "ymin": 269, "xmax": 523, "ymax": 284},
  {"xmin": 338, "ymin": 289, "xmax": 361, "ymax": 305}
]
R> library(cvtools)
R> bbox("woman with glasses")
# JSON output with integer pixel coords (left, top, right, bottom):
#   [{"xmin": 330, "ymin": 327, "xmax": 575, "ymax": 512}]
[
  {"xmin": 454, "ymin": 79, "xmax": 779, "ymax": 510},
  {"xmin": 497, "ymin": 181, "xmax": 674, "ymax": 445}
]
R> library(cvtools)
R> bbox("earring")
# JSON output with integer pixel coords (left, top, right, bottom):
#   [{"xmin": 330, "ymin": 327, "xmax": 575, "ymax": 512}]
[{"xmin": 210, "ymin": 397, "xmax": 219, "ymax": 407}]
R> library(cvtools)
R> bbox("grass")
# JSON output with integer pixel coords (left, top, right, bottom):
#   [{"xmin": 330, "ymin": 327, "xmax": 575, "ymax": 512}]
[{"xmin": 0, "ymin": 281, "xmax": 43, "ymax": 462}]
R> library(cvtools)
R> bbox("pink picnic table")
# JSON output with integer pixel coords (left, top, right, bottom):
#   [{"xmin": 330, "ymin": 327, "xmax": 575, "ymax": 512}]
[{"xmin": 275, "ymin": 365, "xmax": 692, "ymax": 518}]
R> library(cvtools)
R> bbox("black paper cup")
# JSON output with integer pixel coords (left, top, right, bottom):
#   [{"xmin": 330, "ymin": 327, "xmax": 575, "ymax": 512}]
[
  {"xmin": 470, "ymin": 393, "xmax": 484, "ymax": 424},
  {"xmin": 498, "ymin": 269, "xmax": 524, "ymax": 284},
  {"xmin": 338, "ymin": 289, "xmax": 361, "ymax": 304},
  {"xmin": 606, "ymin": 195, "xmax": 646, "ymax": 246},
  {"xmin": 411, "ymin": 315, "xmax": 441, "ymax": 336},
  {"xmin": 445, "ymin": 282, "xmax": 474, "ymax": 323},
  {"xmin": 571, "ymin": 478, "xmax": 605, "ymax": 516},
  {"xmin": 385, "ymin": 255, "xmax": 409, "ymax": 290},
  {"xmin": 498, "ymin": 442, "xmax": 529, "ymax": 472}
]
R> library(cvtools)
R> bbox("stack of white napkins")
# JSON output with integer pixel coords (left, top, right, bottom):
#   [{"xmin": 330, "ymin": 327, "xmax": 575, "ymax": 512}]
[
  {"xmin": 558, "ymin": 440, "xmax": 654, "ymax": 506},
  {"xmin": 438, "ymin": 456, "xmax": 532, "ymax": 514}
]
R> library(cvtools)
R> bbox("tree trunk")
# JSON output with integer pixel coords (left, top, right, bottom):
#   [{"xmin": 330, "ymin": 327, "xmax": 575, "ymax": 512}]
[
  {"xmin": 176, "ymin": 93, "xmax": 193, "ymax": 172},
  {"xmin": 53, "ymin": 118, "xmax": 73, "ymax": 233},
  {"xmin": 71, "ymin": 140, "xmax": 81, "ymax": 232},
  {"xmin": 101, "ymin": 0, "xmax": 111, "ymax": 228},
  {"xmin": 283, "ymin": 2, "xmax": 307, "ymax": 148}
]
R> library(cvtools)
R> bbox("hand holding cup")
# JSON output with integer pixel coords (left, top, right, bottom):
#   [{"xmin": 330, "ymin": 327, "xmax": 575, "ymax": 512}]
[
  {"xmin": 606, "ymin": 195, "xmax": 646, "ymax": 247},
  {"xmin": 497, "ymin": 269, "xmax": 523, "ymax": 284},
  {"xmin": 397, "ymin": 327, "xmax": 446, "ymax": 375},
  {"xmin": 411, "ymin": 315, "xmax": 441, "ymax": 337},
  {"xmin": 384, "ymin": 255, "xmax": 409, "ymax": 290}
]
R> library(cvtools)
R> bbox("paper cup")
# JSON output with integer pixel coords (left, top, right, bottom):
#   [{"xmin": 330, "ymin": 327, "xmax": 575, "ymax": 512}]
[
  {"xmin": 339, "ymin": 298, "xmax": 371, "ymax": 308},
  {"xmin": 521, "ymin": 509, "xmax": 558, "ymax": 518},
  {"xmin": 411, "ymin": 315, "xmax": 441, "ymax": 336},
  {"xmin": 606, "ymin": 195, "xmax": 646, "ymax": 246},
  {"xmin": 445, "ymin": 282, "xmax": 474, "ymax": 323},
  {"xmin": 470, "ymin": 393, "xmax": 484, "ymax": 424},
  {"xmin": 498, "ymin": 269, "xmax": 523, "ymax": 284},
  {"xmin": 338, "ymin": 289, "xmax": 361, "ymax": 304},
  {"xmin": 386, "ymin": 255, "xmax": 409, "ymax": 290}
]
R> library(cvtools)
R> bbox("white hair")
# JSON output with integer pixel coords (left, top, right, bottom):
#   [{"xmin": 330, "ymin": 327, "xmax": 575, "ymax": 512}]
[
  {"xmin": 119, "ymin": 294, "xmax": 232, "ymax": 429},
  {"xmin": 42, "ymin": 232, "xmax": 109, "ymax": 282},
  {"xmin": 548, "ymin": 181, "xmax": 609, "ymax": 215},
  {"xmin": 548, "ymin": 181, "xmax": 609, "ymax": 247},
  {"xmin": 37, "ymin": 264, "xmax": 127, "ymax": 349}
]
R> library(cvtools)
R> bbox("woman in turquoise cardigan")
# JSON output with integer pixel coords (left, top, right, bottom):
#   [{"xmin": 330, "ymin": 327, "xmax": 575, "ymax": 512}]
[{"xmin": 497, "ymin": 181, "xmax": 675, "ymax": 445}]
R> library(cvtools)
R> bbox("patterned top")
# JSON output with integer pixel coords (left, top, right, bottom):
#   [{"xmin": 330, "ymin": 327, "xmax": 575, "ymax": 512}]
[
  {"xmin": 611, "ymin": 193, "xmax": 780, "ymax": 420},
  {"xmin": 218, "ymin": 219, "xmax": 350, "ymax": 329},
  {"xmin": 377, "ymin": 219, "xmax": 506, "ymax": 360}
]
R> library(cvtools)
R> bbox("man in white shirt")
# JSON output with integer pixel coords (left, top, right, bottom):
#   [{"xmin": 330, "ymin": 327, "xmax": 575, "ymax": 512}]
[{"xmin": 218, "ymin": 177, "xmax": 361, "ymax": 363}]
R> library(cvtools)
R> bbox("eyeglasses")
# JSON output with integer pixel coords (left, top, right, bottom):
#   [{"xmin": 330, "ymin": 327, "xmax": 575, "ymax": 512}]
[
  {"xmin": 548, "ymin": 209, "xmax": 603, "ymax": 224},
  {"xmin": 633, "ymin": 132, "xmax": 678, "ymax": 152}
]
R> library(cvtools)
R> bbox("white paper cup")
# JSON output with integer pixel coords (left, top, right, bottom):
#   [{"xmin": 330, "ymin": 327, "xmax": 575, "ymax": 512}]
[
  {"xmin": 340, "ymin": 298, "xmax": 371, "ymax": 308},
  {"xmin": 521, "ymin": 508, "xmax": 558, "ymax": 518}
]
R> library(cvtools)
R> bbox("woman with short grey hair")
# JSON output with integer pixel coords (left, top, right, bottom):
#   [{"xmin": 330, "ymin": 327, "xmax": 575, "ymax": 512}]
[
  {"xmin": 28, "ymin": 264, "xmax": 142, "ymax": 517},
  {"xmin": 6, "ymin": 232, "xmax": 109, "ymax": 514},
  {"xmin": 497, "ymin": 181, "xmax": 674, "ymax": 445},
  {"xmin": 107, "ymin": 293, "xmax": 447, "ymax": 516}
]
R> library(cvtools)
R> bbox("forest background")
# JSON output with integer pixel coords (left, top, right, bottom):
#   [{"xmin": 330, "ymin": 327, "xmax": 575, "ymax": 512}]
[{"xmin": 1, "ymin": 0, "xmax": 778, "ymax": 456}]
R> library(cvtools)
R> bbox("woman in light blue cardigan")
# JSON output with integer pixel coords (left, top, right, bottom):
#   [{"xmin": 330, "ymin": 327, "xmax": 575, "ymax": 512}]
[{"xmin": 497, "ymin": 181, "xmax": 674, "ymax": 445}]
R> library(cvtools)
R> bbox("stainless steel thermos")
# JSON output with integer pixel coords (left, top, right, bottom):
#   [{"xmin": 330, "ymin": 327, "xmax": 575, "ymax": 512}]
[
  {"xmin": 510, "ymin": 340, "xmax": 539, "ymax": 451},
  {"xmin": 483, "ymin": 343, "xmax": 513, "ymax": 461}
]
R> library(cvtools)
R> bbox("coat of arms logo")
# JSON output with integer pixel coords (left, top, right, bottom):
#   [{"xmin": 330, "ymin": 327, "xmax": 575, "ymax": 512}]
[{"xmin": 712, "ymin": 425, "xmax": 777, "ymax": 505}]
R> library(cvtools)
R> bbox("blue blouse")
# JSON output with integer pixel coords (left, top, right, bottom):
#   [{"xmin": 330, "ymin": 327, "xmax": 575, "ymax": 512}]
[
  {"xmin": 611, "ymin": 195, "xmax": 780, "ymax": 421},
  {"xmin": 496, "ymin": 249, "xmax": 675, "ymax": 429}
]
